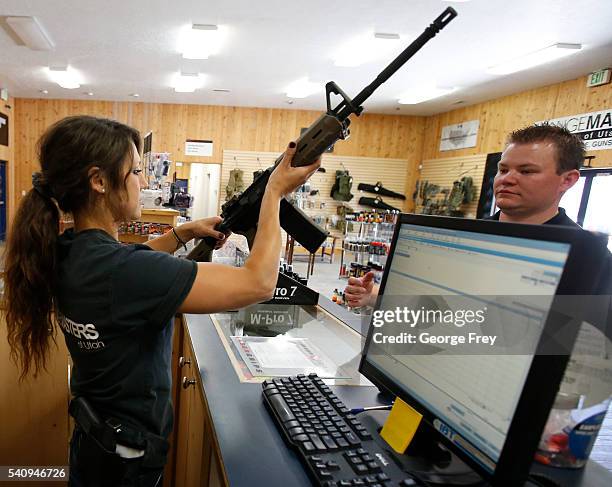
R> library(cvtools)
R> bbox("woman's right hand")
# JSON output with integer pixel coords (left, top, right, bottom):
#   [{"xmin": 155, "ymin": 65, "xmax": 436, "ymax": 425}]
[{"xmin": 268, "ymin": 141, "xmax": 322, "ymax": 197}]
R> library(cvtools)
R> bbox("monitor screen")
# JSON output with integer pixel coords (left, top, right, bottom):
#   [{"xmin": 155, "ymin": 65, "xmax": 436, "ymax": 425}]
[{"xmin": 360, "ymin": 217, "xmax": 575, "ymax": 478}]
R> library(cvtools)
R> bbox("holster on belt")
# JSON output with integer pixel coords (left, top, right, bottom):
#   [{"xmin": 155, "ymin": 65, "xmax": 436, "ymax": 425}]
[{"xmin": 69, "ymin": 397, "xmax": 169, "ymax": 468}]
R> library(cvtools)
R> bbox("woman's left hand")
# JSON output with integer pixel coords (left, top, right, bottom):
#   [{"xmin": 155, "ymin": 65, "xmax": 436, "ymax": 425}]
[{"xmin": 188, "ymin": 216, "xmax": 231, "ymax": 249}]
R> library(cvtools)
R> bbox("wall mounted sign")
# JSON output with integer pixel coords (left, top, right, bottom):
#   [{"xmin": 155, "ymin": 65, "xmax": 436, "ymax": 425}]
[
  {"xmin": 538, "ymin": 109, "xmax": 612, "ymax": 151},
  {"xmin": 439, "ymin": 119, "xmax": 479, "ymax": 151},
  {"xmin": 0, "ymin": 113, "xmax": 8, "ymax": 147},
  {"xmin": 185, "ymin": 139, "xmax": 213, "ymax": 157}
]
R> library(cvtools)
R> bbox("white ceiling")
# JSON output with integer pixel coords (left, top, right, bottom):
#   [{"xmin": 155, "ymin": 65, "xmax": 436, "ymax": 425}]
[{"xmin": 0, "ymin": 0, "xmax": 611, "ymax": 116}]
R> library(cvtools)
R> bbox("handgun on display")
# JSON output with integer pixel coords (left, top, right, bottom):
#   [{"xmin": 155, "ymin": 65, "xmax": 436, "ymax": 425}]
[{"xmin": 187, "ymin": 7, "xmax": 457, "ymax": 262}]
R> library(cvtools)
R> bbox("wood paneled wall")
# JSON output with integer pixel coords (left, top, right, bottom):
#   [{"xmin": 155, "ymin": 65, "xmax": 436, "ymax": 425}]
[
  {"xmin": 421, "ymin": 75, "xmax": 612, "ymax": 165},
  {"xmin": 0, "ymin": 95, "xmax": 15, "ymax": 224},
  {"xmin": 10, "ymin": 73, "xmax": 612, "ymax": 225},
  {"xmin": 12, "ymin": 99, "xmax": 425, "ymax": 223}
]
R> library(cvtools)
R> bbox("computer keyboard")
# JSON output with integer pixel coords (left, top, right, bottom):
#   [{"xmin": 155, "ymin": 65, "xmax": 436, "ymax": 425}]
[{"xmin": 262, "ymin": 373, "xmax": 421, "ymax": 486}]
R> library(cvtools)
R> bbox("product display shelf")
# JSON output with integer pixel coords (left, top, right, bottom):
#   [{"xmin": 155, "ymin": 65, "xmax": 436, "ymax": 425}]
[
  {"xmin": 118, "ymin": 208, "xmax": 180, "ymax": 244},
  {"xmin": 338, "ymin": 212, "xmax": 397, "ymax": 279}
]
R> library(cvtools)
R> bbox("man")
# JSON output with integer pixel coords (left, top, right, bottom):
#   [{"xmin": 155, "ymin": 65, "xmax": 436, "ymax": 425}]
[{"xmin": 345, "ymin": 124, "xmax": 610, "ymax": 307}]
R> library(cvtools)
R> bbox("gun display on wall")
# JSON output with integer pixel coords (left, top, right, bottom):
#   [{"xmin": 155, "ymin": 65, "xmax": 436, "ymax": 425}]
[{"xmin": 187, "ymin": 7, "xmax": 458, "ymax": 262}]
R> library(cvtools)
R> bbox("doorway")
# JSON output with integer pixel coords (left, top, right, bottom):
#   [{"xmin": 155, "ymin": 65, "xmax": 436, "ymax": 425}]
[{"xmin": 188, "ymin": 163, "xmax": 221, "ymax": 219}]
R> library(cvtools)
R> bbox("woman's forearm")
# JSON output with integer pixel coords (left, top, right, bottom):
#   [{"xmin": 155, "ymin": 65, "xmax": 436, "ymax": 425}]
[{"xmin": 243, "ymin": 185, "xmax": 283, "ymax": 293}]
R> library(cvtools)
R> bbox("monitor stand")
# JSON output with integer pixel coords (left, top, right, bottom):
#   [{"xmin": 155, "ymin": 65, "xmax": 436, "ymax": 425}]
[{"xmin": 360, "ymin": 412, "xmax": 484, "ymax": 486}]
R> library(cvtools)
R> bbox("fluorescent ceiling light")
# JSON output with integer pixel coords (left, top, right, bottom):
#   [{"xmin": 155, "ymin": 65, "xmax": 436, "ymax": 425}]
[
  {"xmin": 488, "ymin": 43, "xmax": 582, "ymax": 75},
  {"xmin": 180, "ymin": 24, "xmax": 226, "ymax": 59},
  {"xmin": 333, "ymin": 31, "xmax": 401, "ymax": 67},
  {"xmin": 6, "ymin": 16, "xmax": 54, "ymax": 51},
  {"xmin": 398, "ymin": 86, "xmax": 456, "ymax": 104},
  {"xmin": 285, "ymin": 78, "xmax": 321, "ymax": 99},
  {"xmin": 173, "ymin": 72, "xmax": 205, "ymax": 93},
  {"xmin": 47, "ymin": 67, "xmax": 81, "ymax": 89}
]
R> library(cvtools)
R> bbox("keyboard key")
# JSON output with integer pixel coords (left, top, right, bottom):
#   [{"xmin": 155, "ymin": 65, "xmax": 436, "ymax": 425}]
[
  {"xmin": 308, "ymin": 434, "xmax": 327, "ymax": 452},
  {"xmin": 292, "ymin": 434, "xmax": 309, "ymax": 443},
  {"xmin": 284, "ymin": 420, "xmax": 300, "ymax": 429},
  {"xmin": 400, "ymin": 479, "xmax": 417, "ymax": 486},
  {"xmin": 357, "ymin": 431, "xmax": 373, "ymax": 440},
  {"xmin": 354, "ymin": 464, "xmax": 368, "ymax": 474},
  {"xmin": 303, "ymin": 441, "xmax": 315, "ymax": 452},
  {"xmin": 318, "ymin": 470, "xmax": 333, "ymax": 480},
  {"xmin": 289, "ymin": 427, "xmax": 305, "ymax": 437},
  {"xmin": 309, "ymin": 455, "xmax": 322, "ymax": 463},
  {"xmin": 349, "ymin": 457, "xmax": 363, "ymax": 466},
  {"xmin": 320, "ymin": 435, "xmax": 338, "ymax": 450},
  {"xmin": 364, "ymin": 476, "xmax": 377, "ymax": 484},
  {"xmin": 367, "ymin": 462, "xmax": 381, "ymax": 473},
  {"xmin": 344, "ymin": 432, "xmax": 361, "ymax": 445},
  {"xmin": 336, "ymin": 438, "xmax": 349, "ymax": 448},
  {"xmin": 326, "ymin": 460, "xmax": 340, "ymax": 471},
  {"xmin": 357, "ymin": 448, "xmax": 367, "ymax": 455},
  {"xmin": 339, "ymin": 481, "xmax": 352, "ymax": 487},
  {"xmin": 267, "ymin": 394, "xmax": 295, "ymax": 422},
  {"xmin": 376, "ymin": 473, "xmax": 389, "ymax": 482}
]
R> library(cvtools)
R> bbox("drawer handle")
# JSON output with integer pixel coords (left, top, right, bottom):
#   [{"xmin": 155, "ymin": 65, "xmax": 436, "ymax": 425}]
[
  {"xmin": 179, "ymin": 356, "xmax": 191, "ymax": 368},
  {"xmin": 182, "ymin": 377, "xmax": 196, "ymax": 389}
]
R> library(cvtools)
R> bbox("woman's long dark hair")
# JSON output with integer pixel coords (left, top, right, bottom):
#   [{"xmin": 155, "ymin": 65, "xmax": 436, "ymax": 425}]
[{"xmin": 4, "ymin": 116, "xmax": 141, "ymax": 379}]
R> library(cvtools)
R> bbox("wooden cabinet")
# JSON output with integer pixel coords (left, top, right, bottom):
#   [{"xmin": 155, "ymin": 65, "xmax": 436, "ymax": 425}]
[
  {"xmin": 169, "ymin": 317, "xmax": 228, "ymax": 487},
  {"xmin": 0, "ymin": 312, "xmax": 70, "ymax": 485}
]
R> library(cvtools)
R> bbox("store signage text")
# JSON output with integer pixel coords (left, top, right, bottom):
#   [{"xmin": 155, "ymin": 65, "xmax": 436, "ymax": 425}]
[{"xmin": 537, "ymin": 109, "xmax": 612, "ymax": 151}]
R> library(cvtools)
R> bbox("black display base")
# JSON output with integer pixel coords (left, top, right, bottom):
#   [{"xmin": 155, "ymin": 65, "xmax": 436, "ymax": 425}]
[
  {"xmin": 360, "ymin": 413, "xmax": 484, "ymax": 486},
  {"xmin": 262, "ymin": 272, "xmax": 319, "ymax": 305}
]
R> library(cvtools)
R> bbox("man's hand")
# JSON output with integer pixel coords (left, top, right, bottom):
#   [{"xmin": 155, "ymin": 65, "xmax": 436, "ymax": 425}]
[{"xmin": 345, "ymin": 271, "xmax": 378, "ymax": 308}]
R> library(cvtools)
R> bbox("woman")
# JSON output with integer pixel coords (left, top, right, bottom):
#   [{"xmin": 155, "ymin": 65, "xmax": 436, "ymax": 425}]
[{"xmin": 4, "ymin": 115, "xmax": 320, "ymax": 486}]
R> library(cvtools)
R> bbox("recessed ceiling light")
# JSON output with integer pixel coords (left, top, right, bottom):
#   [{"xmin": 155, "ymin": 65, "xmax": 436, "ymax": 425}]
[
  {"xmin": 487, "ymin": 43, "xmax": 582, "ymax": 75},
  {"xmin": 6, "ymin": 16, "xmax": 54, "ymax": 51},
  {"xmin": 398, "ymin": 86, "xmax": 456, "ymax": 104},
  {"xmin": 333, "ymin": 31, "xmax": 401, "ymax": 67},
  {"xmin": 173, "ymin": 72, "xmax": 205, "ymax": 93},
  {"xmin": 179, "ymin": 24, "xmax": 226, "ymax": 60},
  {"xmin": 84, "ymin": 92, "xmax": 93, "ymax": 96},
  {"xmin": 47, "ymin": 66, "xmax": 81, "ymax": 89},
  {"xmin": 130, "ymin": 93, "xmax": 140, "ymax": 97},
  {"xmin": 212, "ymin": 88, "xmax": 231, "ymax": 93},
  {"xmin": 39, "ymin": 89, "xmax": 49, "ymax": 94},
  {"xmin": 285, "ymin": 78, "xmax": 321, "ymax": 99}
]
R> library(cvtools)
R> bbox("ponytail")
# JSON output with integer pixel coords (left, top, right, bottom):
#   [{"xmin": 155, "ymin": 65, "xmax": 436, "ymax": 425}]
[{"xmin": 4, "ymin": 188, "xmax": 60, "ymax": 380}]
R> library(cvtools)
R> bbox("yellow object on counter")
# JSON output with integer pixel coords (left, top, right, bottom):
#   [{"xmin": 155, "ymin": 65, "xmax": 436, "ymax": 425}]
[{"xmin": 380, "ymin": 398, "xmax": 423, "ymax": 454}]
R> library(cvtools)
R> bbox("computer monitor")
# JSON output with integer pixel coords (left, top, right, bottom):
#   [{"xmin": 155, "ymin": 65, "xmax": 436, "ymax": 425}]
[{"xmin": 359, "ymin": 214, "xmax": 608, "ymax": 485}]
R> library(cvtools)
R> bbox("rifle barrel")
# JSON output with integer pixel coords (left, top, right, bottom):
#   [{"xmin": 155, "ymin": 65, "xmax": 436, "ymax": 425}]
[{"xmin": 337, "ymin": 7, "xmax": 457, "ymax": 120}]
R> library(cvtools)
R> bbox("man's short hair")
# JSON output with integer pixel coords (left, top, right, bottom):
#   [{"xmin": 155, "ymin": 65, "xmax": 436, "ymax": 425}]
[{"xmin": 506, "ymin": 124, "xmax": 585, "ymax": 174}]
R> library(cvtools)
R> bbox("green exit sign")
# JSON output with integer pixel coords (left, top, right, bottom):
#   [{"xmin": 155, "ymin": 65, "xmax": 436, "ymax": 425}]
[{"xmin": 587, "ymin": 68, "xmax": 611, "ymax": 87}]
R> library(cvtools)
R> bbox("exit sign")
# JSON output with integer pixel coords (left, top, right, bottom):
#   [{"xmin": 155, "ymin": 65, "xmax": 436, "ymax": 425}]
[{"xmin": 587, "ymin": 68, "xmax": 611, "ymax": 88}]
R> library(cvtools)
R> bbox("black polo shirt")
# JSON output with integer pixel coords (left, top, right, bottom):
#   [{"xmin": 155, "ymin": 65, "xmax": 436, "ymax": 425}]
[
  {"xmin": 487, "ymin": 207, "xmax": 611, "ymax": 295},
  {"xmin": 56, "ymin": 229, "xmax": 197, "ymax": 439}
]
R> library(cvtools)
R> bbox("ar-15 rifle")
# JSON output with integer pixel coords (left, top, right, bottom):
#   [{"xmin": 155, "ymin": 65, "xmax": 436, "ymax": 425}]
[{"xmin": 188, "ymin": 7, "xmax": 458, "ymax": 262}]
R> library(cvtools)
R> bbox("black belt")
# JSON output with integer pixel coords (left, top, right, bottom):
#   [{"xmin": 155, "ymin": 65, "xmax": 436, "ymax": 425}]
[{"xmin": 69, "ymin": 397, "xmax": 169, "ymax": 468}]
